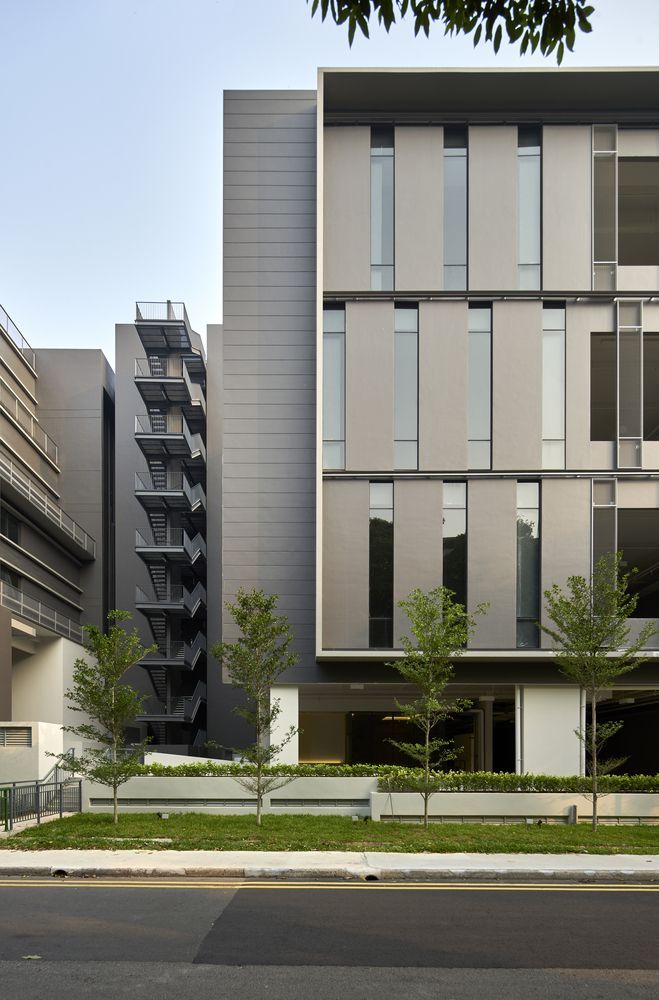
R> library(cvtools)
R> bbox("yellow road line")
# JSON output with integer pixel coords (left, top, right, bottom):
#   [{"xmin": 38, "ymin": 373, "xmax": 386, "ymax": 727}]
[{"xmin": 0, "ymin": 879, "xmax": 658, "ymax": 892}]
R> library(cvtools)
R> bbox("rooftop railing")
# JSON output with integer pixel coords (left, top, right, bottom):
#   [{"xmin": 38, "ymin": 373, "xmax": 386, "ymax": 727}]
[
  {"xmin": 0, "ymin": 581, "xmax": 83, "ymax": 643},
  {"xmin": 0, "ymin": 303, "xmax": 36, "ymax": 371},
  {"xmin": 136, "ymin": 301, "xmax": 190, "ymax": 326},
  {"xmin": 0, "ymin": 452, "xmax": 95, "ymax": 557},
  {"xmin": 0, "ymin": 377, "xmax": 58, "ymax": 465}
]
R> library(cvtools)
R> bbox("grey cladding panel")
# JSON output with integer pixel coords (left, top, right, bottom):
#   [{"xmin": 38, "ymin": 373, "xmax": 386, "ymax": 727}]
[{"xmin": 219, "ymin": 90, "xmax": 318, "ymax": 712}]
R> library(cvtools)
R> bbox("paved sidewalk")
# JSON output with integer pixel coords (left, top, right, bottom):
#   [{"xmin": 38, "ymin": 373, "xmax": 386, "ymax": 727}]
[{"xmin": 0, "ymin": 849, "xmax": 658, "ymax": 881}]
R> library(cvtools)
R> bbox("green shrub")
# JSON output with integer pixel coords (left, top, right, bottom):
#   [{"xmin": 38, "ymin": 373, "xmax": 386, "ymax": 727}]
[{"xmin": 137, "ymin": 761, "xmax": 659, "ymax": 792}]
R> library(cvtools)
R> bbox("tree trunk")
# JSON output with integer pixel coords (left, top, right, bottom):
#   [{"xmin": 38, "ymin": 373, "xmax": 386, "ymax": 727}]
[
  {"xmin": 423, "ymin": 722, "xmax": 430, "ymax": 830},
  {"xmin": 256, "ymin": 764, "xmax": 262, "ymax": 827},
  {"xmin": 113, "ymin": 782, "xmax": 118, "ymax": 825},
  {"xmin": 591, "ymin": 691, "xmax": 598, "ymax": 832}
]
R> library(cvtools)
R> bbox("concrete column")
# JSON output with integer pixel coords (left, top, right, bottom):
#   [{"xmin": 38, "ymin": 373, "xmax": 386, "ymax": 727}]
[
  {"xmin": 518, "ymin": 685, "xmax": 582, "ymax": 776},
  {"xmin": 269, "ymin": 686, "xmax": 299, "ymax": 764},
  {"xmin": 480, "ymin": 696, "xmax": 495, "ymax": 772}
]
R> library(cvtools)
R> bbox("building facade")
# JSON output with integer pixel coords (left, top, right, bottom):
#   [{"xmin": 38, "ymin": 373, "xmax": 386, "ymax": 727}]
[
  {"xmin": 0, "ymin": 302, "xmax": 113, "ymax": 770},
  {"xmin": 210, "ymin": 69, "xmax": 659, "ymax": 775}
]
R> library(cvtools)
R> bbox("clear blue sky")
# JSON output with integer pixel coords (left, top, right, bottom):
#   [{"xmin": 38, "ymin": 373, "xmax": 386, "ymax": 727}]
[{"xmin": 1, "ymin": 0, "xmax": 658, "ymax": 362}]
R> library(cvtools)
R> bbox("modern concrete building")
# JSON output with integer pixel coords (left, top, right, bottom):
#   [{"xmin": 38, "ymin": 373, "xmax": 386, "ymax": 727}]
[
  {"xmin": 209, "ymin": 68, "xmax": 659, "ymax": 775},
  {"xmin": 0, "ymin": 301, "xmax": 113, "ymax": 769}
]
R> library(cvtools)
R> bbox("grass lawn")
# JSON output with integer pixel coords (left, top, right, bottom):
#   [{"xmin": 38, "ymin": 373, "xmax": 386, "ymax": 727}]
[{"xmin": 6, "ymin": 812, "xmax": 659, "ymax": 854}]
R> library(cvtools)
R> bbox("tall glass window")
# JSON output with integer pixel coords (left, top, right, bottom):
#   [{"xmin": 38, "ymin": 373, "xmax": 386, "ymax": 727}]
[
  {"xmin": 518, "ymin": 126, "xmax": 542, "ymax": 289},
  {"xmin": 444, "ymin": 127, "xmax": 467, "ymax": 290},
  {"xmin": 323, "ymin": 307, "xmax": 345, "ymax": 469},
  {"xmin": 618, "ymin": 300, "xmax": 643, "ymax": 468},
  {"xmin": 592, "ymin": 125, "xmax": 617, "ymax": 290},
  {"xmin": 443, "ymin": 482, "xmax": 467, "ymax": 608},
  {"xmin": 516, "ymin": 482, "xmax": 540, "ymax": 648},
  {"xmin": 542, "ymin": 304, "xmax": 565, "ymax": 469},
  {"xmin": 592, "ymin": 478, "xmax": 617, "ymax": 572},
  {"xmin": 371, "ymin": 127, "xmax": 394, "ymax": 291},
  {"xmin": 468, "ymin": 305, "xmax": 491, "ymax": 469},
  {"xmin": 394, "ymin": 305, "xmax": 418, "ymax": 469},
  {"xmin": 369, "ymin": 482, "xmax": 394, "ymax": 648}
]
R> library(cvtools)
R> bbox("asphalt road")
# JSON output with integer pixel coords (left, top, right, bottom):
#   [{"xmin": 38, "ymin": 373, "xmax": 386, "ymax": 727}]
[{"xmin": 0, "ymin": 878, "xmax": 657, "ymax": 999}]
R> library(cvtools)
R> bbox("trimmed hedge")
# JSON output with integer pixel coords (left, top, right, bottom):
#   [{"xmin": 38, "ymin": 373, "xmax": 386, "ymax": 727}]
[{"xmin": 138, "ymin": 761, "xmax": 659, "ymax": 792}]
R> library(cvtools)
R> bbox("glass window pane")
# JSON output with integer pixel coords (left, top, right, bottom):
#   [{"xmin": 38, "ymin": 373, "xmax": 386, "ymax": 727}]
[
  {"xmin": 593, "ymin": 480, "xmax": 616, "ymax": 506},
  {"xmin": 468, "ymin": 328, "xmax": 491, "ymax": 440},
  {"xmin": 468, "ymin": 307, "xmax": 492, "ymax": 333},
  {"xmin": 619, "ymin": 159, "xmax": 659, "ymax": 267},
  {"xmin": 542, "ymin": 440, "xmax": 565, "ymax": 469},
  {"xmin": 518, "ymin": 153, "xmax": 541, "ymax": 267},
  {"xmin": 323, "ymin": 308, "xmax": 345, "ymax": 334},
  {"xmin": 619, "ymin": 327, "xmax": 642, "ymax": 437},
  {"xmin": 593, "ymin": 505, "xmax": 616, "ymax": 566},
  {"xmin": 543, "ymin": 327, "xmax": 565, "ymax": 440},
  {"xmin": 371, "ymin": 265, "xmax": 394, "ymax": 291},
  {"xmin": 590, "ymin": 332, "xmax": 617, "ymax": 440},
  {"xmin": 517, "ymin": 482, "xmax": 539, "ymax": 508},
  {"xmin": 518, "ymin": 125, "xmax": 542, "ymax": 151},
  {"xmin": 644, "ymin": 331, "xmax": 659, "ymax": 440},
  {"xmin": 443, "ymin": 482, "xmax": 466, "ymax": 508},
  {"xmin": 443, "ymin": 505, "xmax": 467, "ymax": 607},
  {"xmin": 394, "ymin": 440, "xmax": 417, "ymax": 469},
  {"xmin": 593, "ymin": 154, "xmax": 617, "ymax": 262},
  {"xmin": 593, "ymin": 125, "xmax": 617, "ymax": 152},
  {"xmin": 444, "ymin": 126, "xmax": 467, "ymax": 150},
  {"xmin": 444, "ymin": 265, "xmax": 467, "ymax": 290},
  {"xmin": 516, "ymin": 620, "xmax": 540, "ymax": 648},
  {"xmin": 371, "ymin": 155, "xmax": 394, "ymax": 267},
  {"xmin": 371, "ymin": 127, "xmax": 394, "ymax": 154},
  {"xmin": 542, "ymin": 305, "xmax": 566, "ymax": 331},
  {"xmin": 594, "ymin": 263, "xmax": 616, "ymax": 290},
  {"xmin": 619, "ymin": 438, "xmax": 642, "ymax": 467},
  {"xmin": 619, "ymin": 301, "xmax": 642, "ymax": 328},
  {"xmin": 323, "ymin": 441, "xmax": 344, "ymax": 469},
  {"xmin": 394, "ymin": 329, "xmax": 418, "ymax": 441},
  {"xmin": 394, "ymin": 306, "xmax": 418, "ymax": 333},
  {"xmin": 444, "ymin": 153, "xmax": 467, "ymax": 267},
  {"xmin": 468, "ymin": 440, "xmax": 491, "ymax": 469},
  {"xmin": 323, "ymin": 331, "xmax": 344, "ymax": 442},
  {"xmin": 519, "ymin": 264, "xmax": 541, "ymax": 289},
  {"xmin": 370, "ymin": 482, "xmax": 393, "ymax": 509}
]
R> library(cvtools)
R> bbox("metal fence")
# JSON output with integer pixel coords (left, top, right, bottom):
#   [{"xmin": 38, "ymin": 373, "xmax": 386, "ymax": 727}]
[{"xmin": 1, "ymin": 780, "xmax": 82, "ymax": 832}]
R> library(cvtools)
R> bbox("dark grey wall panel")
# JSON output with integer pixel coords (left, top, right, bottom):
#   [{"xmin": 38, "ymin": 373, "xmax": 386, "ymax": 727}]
[{"xmin": 209, "ymin": 89, "xmax": 317, "ymax": 741}]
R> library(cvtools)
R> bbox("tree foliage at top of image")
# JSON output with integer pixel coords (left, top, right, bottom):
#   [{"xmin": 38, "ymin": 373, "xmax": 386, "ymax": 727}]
[{"xmin": 309, "ymin": 0, "xmax": 595, "ymax": 62}]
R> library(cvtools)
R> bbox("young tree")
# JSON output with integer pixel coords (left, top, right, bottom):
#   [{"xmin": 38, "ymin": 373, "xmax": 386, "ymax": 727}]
[
  {"xmin": 309, "ymin": 0, "xmax": 595, "ymax": 63},
  {"xmin": 388, "ymin": 586, "xmax": 487, "ymax": 827},
  {"xmin": 541, "ymin": 552, "xmax": 657, "ymax": 830},
  {"xmin": 211, "ymin": 588, "xmax": 299, "ymax": 826},
  {"xmin": 58, "ymin": 611, "xmax": 156, "ymax": 824}
]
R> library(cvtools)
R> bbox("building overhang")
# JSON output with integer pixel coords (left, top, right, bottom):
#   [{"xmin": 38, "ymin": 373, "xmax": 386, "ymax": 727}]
[{"xmin": 321, "ymin": 67, "xmax": 659, "ymax": 125}]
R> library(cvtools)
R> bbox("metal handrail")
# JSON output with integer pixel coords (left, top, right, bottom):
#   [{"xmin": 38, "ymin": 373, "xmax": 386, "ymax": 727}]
[
  {"xmin": 1, "ymin": 779, "xmax": 82, "ymax": 832},
  {"xmin": 135, "ymin": 470, "xmax": 185, "ymax": 491},
  {"xmin": 0, "ymin": 452, "xmax": 96, "ymax": 556},
  {"xmin": 0, "ymin": 377, "xmax": 58, "ymax": 464},
  {"xmin": 0, "ymin": 581, "xmax": 82, "ymax": 642},
  {"xmin": 135, "ymin": 581, "xmax": 206, "ymax": 614},
  {"xmin": 136, "ymin": 526, "xmax": 185, "ymax": 547},
  {"xmin": 135, "ymin": 413, "xmax": 184, "ymax": 435},
  {"xmin": 0, "ymin": 303, "xmax": 36, "ymax": 370},
  {"xmin": 135, "ymin": 356, "xmax": 184, "ymax": 378},
  {"xmin": 136, "ymin": 301, "xmax": 189, "ymax": 325}
]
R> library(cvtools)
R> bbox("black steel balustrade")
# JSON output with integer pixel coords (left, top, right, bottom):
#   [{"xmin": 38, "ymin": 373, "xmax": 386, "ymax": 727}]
[{"xmin": 1, "ymin": 779, "xmax": 82, "ymax": 831}]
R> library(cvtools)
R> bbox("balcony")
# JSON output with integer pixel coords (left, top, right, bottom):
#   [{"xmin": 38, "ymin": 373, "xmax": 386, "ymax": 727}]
[
  {"xmin": 0, "ymin": 378, "xmax": 58, "ymax": 467},
  {"xmin": 136, "ymin": 681, "xmax": 207, "ymax": 724},
  {"xmin": 142, "ymin": 631, "xmax": 206, "ymax": 670},
  {"xmin": 134, "ymin": 357, "xmax": 206, "ymax": 417},
  {"xmin": 134, "ymin": 471, "xmax": 206, "ymax": 513},
  {"xmin": 0, "ymin": 581, "xmax": 83, "ymax": 642},
  {"xmin": 135, "ymin": 527, "xmax": 206, "ymax": 567},
  {"xmin": 0, "ymin": 452, "xmax": 96, "ymax": 560},
  {"xmin": 134, "ymin": 413, "xmax": 206, "ymax": 463},
  {"xmin": 135, "ymin": 581, "xmax": 207, "ymax": 617},
  {"xmin": 0, "ymin": 303, "xmax": 36, "ymax": 372},
  {"xmin": 135, "ymin": 301, "xmax": 194, "ymax": 352}
]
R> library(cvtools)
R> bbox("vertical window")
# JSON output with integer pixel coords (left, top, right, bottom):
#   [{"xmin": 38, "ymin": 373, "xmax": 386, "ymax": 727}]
[
  {"xmin": 518, "ymin": 126, "xmax": 542, "ymax": 289},
  {"xmin": 590, "ymin": 331, "xmax": 616, "ymax": 440},
  {"xmin": 323, "ymin": 307, "xmax": 345, "ymax": 469},
  {"xmin": 592, "ymin": 479, "xmax": 616, "ymax": 571},
  {"xmin": 516, "ymin": 482, "xmax": 540, "ymax": 648},
  {"xmin": 394, "ymin": 305, "xmax": 418, "ymax": 469},
  {"xmin": 0, "ymin": 565, "xmax": 20, "ymax": 589},
  {"xmin": 443, "ymin": 482, "xmax": 467, "ymax": 608},
  {"xmin": 542, "ymin": 304, "xmax": 565, "ymax": 469},
  {"xmin": 371, "ymin": 127, "xmax": 394, "ymax": 291},
  {"xmin": 468, "ymin": 305, "xmax": 491, "ymax": 469},
  {"xmin": 643, "ymin": 331, "xmax": 659, "ymax": 440},
  {"xmin": 0, "ymin": 507, "xmax": 21, "ymax": 544},
  {"xmin": 369, "ymin": 482, "xmax": 394, "ymax": 648},
  {"xmin": 618, "ymin": 300, "xmax": 642, "ymax": 468},
  {"xmin": 593, "ymin": 125, "xmax": 617, "ymax": 290},
  {"xmin": 444, "ymin": 127, "xmax": 467, "ymax": 290}
]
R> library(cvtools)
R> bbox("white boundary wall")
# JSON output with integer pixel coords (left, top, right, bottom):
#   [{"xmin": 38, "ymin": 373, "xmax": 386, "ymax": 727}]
[{"xmin": 83, "ymin": 775, "xmax": 659, "ymax": 824}]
